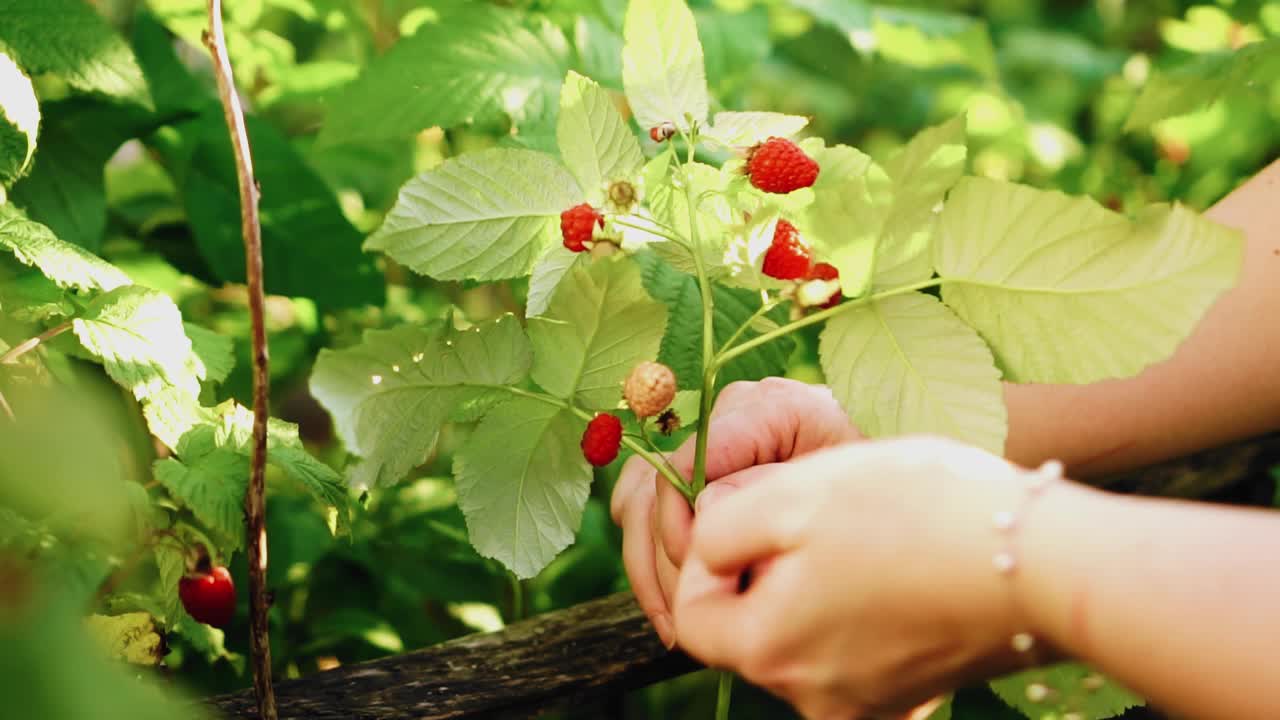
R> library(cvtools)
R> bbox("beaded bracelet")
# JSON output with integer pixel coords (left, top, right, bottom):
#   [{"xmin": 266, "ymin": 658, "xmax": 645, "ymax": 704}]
[{"xmin": 992, "ymin": 458, "xmax": 1065, "ymax": 661}]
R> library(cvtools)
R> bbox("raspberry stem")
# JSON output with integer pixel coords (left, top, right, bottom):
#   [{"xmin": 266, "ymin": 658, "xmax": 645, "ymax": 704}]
[
  {"xmin": 612, "ymin": 217, "xmax": 689, "ymax": 249},
  {"xmin": 676, "ymin": 133, "xmax": 718, "ymax": 499},
  {"xmin": 713, "ymin": 278, "xmax": 946, "ymax": 371}
]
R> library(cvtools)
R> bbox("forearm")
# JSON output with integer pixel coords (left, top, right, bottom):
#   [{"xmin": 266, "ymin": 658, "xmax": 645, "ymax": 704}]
[
  {"xmin": 1003, "ymin": 158, "xmax": 1280, "ymax": 477},
  {"xmin": 1018, "ymin": 482, "xmax": 1280, "ymax": 719}
]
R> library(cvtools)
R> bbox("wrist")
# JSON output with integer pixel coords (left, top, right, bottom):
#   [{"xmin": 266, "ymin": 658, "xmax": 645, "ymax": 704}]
[{"xmin": 1010, "ymin": 477, "xmax": 1115, "ymax": 662}]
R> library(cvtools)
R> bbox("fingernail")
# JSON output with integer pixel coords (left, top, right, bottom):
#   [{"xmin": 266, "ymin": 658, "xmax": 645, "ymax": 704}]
[
  {"xmin": 652, "ymin": 612, "xmax": 676, "ymax": 650},
  {"xmin": 696, "ymin": 484, "xmax": 727, "ymax": 513}
]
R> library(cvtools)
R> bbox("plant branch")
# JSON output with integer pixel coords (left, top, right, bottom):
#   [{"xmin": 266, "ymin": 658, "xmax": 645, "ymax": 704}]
[
  {"xmin": 611, "ymin": 217, "xmax": 689, "ymax": 248},
  {"xmin": 0, "ymin": 322, "xmax": 71, "ymax": 366},
  {"xmin": 718, "ymin": 296, "xmax": 779, "ymax": 355},
  {"xmin": 675, "ymin": 140, "xmax": 717, "ymax": 497},
  {"xmin": 202, "ymin": 4, "xmax": 276, "ymax": 719},
  {"xmin": 714, "ymin": 279, "xmax": 944, "ymax": 372}
]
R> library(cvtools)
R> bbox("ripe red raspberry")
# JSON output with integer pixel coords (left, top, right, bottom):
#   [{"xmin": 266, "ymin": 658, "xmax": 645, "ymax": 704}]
[
  {"xmin": 179, "ymin": 566, "xmax": 236, "ymax": 628},
  {"xmin": 745, "ymin": 137, "xmax": 819, "ymax": 194},
  {"xmin": 799, "ymin": 262, "xmax": 841, "ymax": 308},
  {"xmin": 623, "ymin": 361, "xmax": 676, "ymax": 418},
  {"xmin": 581, "ymin": 413, "xmax": 623, "ymax": 466},
  {"xmin": 761, "ymin": 219, "xmax": 812, "ymax": 280},
  {"xmin": 561, "ymin": 204, "xmax": 603, "ymax": 252}
]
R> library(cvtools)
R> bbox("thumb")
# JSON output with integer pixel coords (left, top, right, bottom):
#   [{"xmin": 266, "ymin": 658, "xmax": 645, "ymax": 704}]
[
  {"xmin": 690, "ymin": 467, "xmax": 814, "ymax": 576},
  {"xmin": 695, "ymin": 463, "xmax": 786, "ymax": 514}
]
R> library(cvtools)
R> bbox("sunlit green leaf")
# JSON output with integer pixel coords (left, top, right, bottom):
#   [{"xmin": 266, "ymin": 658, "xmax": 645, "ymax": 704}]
[
  {"xmin": 528, "ymin": 256, "xmax": 667, "ymax": 409},
  {"xmin": 0, "ymin": 52, "xmax": 38, "ymax": 186},
  {"xmin": 0, "ymin": 204, "xmax": 130, "ymax": 291},
  {"xmin": 318, "ymin": 3, "xmax": 569, "ymax": 145},
  {"xmin": 1126, "ymin": 38, "xmax": 1280, "ymax": 130},
  {"xmin": 937, "ymin": 177, "xmax": 1243, "ymax": 383},
  {"xmin": 0, "ymin": 0, "xmax": 152, "ymax": 106},
  {"xmin": 622, "ymin": 0, "xmax": 708, "ymax": 132},
  {"xmin": 73, "ymin": 286, "xmax": 200, "ymax": 401},
  {"xmin": 557, "ymin": 70, "xmax": 645, "ymax": 203},
  {"xmin": 454, "ymin": 397, "xmax": 591, "ymax": 579},
  {"xmin": 367, "ymin": 149, "xmax": 583, "ymax": 282},
  {"xmin": 310, "ymin": 317, "xmax": 532, "ymax": 489},
  {"xmin": 820, "ymin": 292, "xmax": 1006, "ymax": 454}
]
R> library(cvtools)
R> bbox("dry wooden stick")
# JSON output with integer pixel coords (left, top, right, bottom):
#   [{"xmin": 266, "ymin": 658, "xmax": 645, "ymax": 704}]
[{"xmin": 201, "ymin": 4, "xmax": 276, "ymax": 719}]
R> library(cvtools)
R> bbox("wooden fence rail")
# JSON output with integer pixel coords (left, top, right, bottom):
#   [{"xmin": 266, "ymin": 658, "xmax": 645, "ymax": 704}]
[{"xmin": 210, "ymin": 433, "xmax": 1280, "ymax": 719}]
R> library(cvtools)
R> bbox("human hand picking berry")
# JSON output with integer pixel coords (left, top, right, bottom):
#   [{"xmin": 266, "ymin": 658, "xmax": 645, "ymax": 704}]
[{"xmin": 610, "ymin": 378, "xmax": 863, "ymax": 647}]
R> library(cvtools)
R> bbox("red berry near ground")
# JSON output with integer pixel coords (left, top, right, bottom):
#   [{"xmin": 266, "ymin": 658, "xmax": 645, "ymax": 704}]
[
  {"xmin": 804, "ymin": 262, "xmax": 842, "ymax": 308},
  {"xmin": 623, "ymin": 361, "xmax": 677, "ymax": 418},
  {"xmin": 581, "ymin": 413, "xmax": 623, "ymax": 466},
  {"xmin": 745, "ymin": 137, "xmax": 819, "ymax": 194},
  {"xmin": 761, "ymin": 219, "xmax": 812, "ymax": 280},
  {"xmin": 179, "ymin": 566, "xmax": 236, "ymax": 628},
  {"xmin": 560, "ymin": 204, "xmax": 604, "ymax": 252}
]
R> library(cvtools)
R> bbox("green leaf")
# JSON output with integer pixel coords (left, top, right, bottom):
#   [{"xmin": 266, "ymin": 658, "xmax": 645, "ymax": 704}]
[
  {"xmin": 183, "ymin": 322, "xmax": 234, "ymax": 386},
  {"xmin": 310, "ymin": 316, "xmax": 533, "ymax": 489},
  {"xmin": 556, "ymin": 70, "xmax": 645, "ymax": 202},
  {"xmin": 0, "ymin": 0, "xmax": 152, "ymax": 106},
  {"xmin": 799, "ymin": 141, "xmax": 889, "ymax": 300},
  {"xmin": 872, "ymin": 7, "xmax": 998, "ymax": 80},
  {"xmin": 318, "ymin": 4, "xmax": 569, "ymax": 146},
  {"xmin": 525, "ymin": 246, "xmax": 583, "ymax": 318},
  {"xmin": 1126, "ymin": 38, "xmax": 1280, "ymax": 131},
  {"xmin": 157, "ymin": 109, "xmax": 384, "ymax": 309},
  {"xmin": 143, "ymin": 389, "xmax": 349, "ymax": 530},
  {"xmin": 574, "ymin": 15, "xmax": 624, "ymax": 89},
  {"xmin": 9, "ymin": 99, "xmax": 153, "ymax": 252},
  {"xmin": 622, "ymin": 0, "xmax": 709, "ymax": 132},
  {"xmin": 267, "ymin": 445, "xmax": 350, "ymax": 533},
  {"xmin": 0, "ymin": 51, "xmax": 38, "ymax": 186},
  {"xmin": 696, "ymin": 5, "xmax": 770, "ymax": 97},
  {"xmin": 703, "ymin": 111, "xmax": 809, "ymax": 147},
  {"xmin": 528, "ymin": 257, "xmax": 667, "ymax": 409},
  {"xmin": 990, "ymin": 663, "xmax": 1142, "ymax": 719},
  {"xmin": 0, "ymin": 261, "xmax": 70, "ymax": 321},
  {"xmin": 637, "ymin": 251, "xmax": 794, "ymax": 390},
  {"xmin": 819, "ymin": 292, "xmax": 1006, "ymax": 454},
  {"xmin": 936, "ymin": 177, "xmax": 1244, "ymax": 384},
  {"xmin": 155, "ymin": 443, "xmax": 249, "ymax": 553},
  {"xmin": 875, "ymin": 114, "xmax": 967, "ymax": 289},
  {"xmin": 367, "ymin": 149, "xmax": 583, "ymax": 282},
  {"xmin": 0, "ymin": 204, "xmax": 130, "ymax": 291},
  {"xmin": 454, "ymin": 397, "xmax": 592, "ymax": 578},
  {"xmin": 73, "ymin": 286, "xmax": 200, "ymax": 401},
  {"xmin": 793, "ymin": 0, "xmax": 996, "ymax": 79}
]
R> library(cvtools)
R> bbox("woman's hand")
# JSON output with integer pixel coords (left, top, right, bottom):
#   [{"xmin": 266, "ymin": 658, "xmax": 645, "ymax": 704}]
[
  {"xmin": 609, "ymin": 378, "xmax": 862, "ymax": 647},
  {"xmin": 672, "ymin": 436, "xmax": 1045, "ymax": 720}
]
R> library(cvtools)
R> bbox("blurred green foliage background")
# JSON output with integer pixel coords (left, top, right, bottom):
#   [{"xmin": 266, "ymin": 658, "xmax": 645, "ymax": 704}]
[{"xmin": 1, "ymin": 0, "xmax": 1277, "ymax": 717}]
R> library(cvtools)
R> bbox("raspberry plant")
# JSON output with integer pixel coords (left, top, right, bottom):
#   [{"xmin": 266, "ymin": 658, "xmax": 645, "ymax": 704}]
[
  {"xmin": 308, "ymin": 0, "xmax": 1242, "ymax": 716},
  {"xmin": 1, "ymin": 1, "xmax": 1273, "ymax": 719}
]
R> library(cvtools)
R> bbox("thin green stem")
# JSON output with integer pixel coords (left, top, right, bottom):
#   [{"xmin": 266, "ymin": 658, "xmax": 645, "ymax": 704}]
[
  {"xmin": 713, "ymin": 279, "xmax": 944, "ymax": 372},
  {"xmin": 715, "ymin": 672, "xmax": 734, "ymax": 720},
  {"xmin": 718, "ymin": 296, "xmax": 779, "ymax": 355},
  {"xmin": 676, "ymin": 127, "xmax": 718, "ymax": 498},
  {"xmin": 639, "ymin": 420, "xmax": 686, "ymax": 485},
  {"xmin": 612, "ymin": 217, "xmax": 688, "ymax": 248},
  {"xmin": 501, "ymin": 386, "xmax": 695, "ymax": 503}
]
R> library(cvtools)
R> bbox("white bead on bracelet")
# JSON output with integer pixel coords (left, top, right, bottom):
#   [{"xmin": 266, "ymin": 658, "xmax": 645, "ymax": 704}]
[{"xmin": 993, "ymin": 459, "xmax": 1065, "ymax": 657}]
